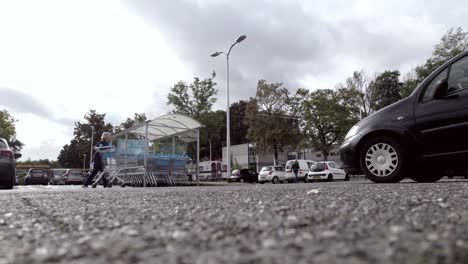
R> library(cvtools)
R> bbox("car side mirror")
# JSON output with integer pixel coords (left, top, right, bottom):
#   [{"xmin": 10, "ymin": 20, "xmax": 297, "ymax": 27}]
[
  {"xmin": 14, "ymin": 153, "xmax": 22, "ymax": 159},
  {"xmin": 433, "ymin": 78, "xmax": 449, "ymax": 99}
]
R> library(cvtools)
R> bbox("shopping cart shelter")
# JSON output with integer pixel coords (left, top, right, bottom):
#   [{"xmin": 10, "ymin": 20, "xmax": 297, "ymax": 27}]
[{"xmin": 109, "ymin": 114, "xmax": 203, "ymax": 187}]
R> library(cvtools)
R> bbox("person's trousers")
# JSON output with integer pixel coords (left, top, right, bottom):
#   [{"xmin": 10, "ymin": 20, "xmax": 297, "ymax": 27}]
[
  {"xmin": 294, "ymin": 171, "xmax": 298, "ymax": 183},
  {"xmin": 83, "ymin": 166, "xmax": 108, "ymax": 186}
]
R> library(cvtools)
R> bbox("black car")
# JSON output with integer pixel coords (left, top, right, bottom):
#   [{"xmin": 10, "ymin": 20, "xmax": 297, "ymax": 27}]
[
  {"xmin": 25, "ymin": 168, "xmax": 49, "ymax": 185},
  {"xmin": 228, "ymin": 169, "xmax": 258, "ymax": 183},
  {"xmin": 339, "ymin": 50, "xmax": 468, "ymax": 183},
  {"xmin": 0, "ymin": 138, "xmax": 21, "ymax": 189}
]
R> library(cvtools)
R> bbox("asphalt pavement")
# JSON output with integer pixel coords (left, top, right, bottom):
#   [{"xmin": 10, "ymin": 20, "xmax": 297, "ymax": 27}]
[{"xmin": 1, "ymin": 179, "xmax": 468, "ymax": 264}]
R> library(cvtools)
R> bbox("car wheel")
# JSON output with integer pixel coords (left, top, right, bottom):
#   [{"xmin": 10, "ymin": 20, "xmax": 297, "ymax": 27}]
[
  {"xmin": 304, "ymin": 174, "xmax": 309, "ymax": 183},
  {"xmin": 344, "ymin": 174, "xmax": 350, "ymax": 181},
  {"xmin": 4, "ymin": 179, "xmax": 14, "ymax": 190},
  {"xmin": 240, "ymin": 178, "xmax": 245, "ymax": 183},
  {"xmin": 272, "ymin": 176, "xmax": 279, "ymax": 184},
  {"xmin": 327, "ymin": 174, "xmax": 333, "ymax": 182},
  {"xmin": 360, "ymin": 136, "xmax": 407, "ymax": 183}
]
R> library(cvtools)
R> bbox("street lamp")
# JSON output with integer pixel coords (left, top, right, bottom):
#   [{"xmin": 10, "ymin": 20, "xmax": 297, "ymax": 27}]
[
  {"xmin": 211, "ymin": 34, "xmax": 247, "ymax": 181},
  {"xmin": 89, "ymin": 126, "xmax": 95, "ymax": 169}
]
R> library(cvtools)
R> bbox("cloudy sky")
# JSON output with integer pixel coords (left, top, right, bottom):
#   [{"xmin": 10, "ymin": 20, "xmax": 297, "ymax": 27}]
[{"xmin": 0, "ymin": 0, "xmax": 466, "ymax": 161}]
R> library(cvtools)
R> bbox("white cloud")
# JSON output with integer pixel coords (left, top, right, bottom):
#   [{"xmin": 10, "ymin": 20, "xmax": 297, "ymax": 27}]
[{"xmin": 0, "ymin": 0, "xmax": 191, "ymax": 160}]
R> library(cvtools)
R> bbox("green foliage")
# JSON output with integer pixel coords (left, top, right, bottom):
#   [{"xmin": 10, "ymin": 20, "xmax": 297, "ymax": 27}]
[
  {"xmin": 0, "ymin": 110, "xmax": 23, "ymax": 151},
  {"xmin": 167, "ymin": 71, "xmax": 218, "ymax": 119},
  {"xmin": 296, "ymin": 89, "xmax": 357, "ymax": 161},
  {"xmin": 57, "ymin": 110, "xmax": 114, "ymax": 168},
  {"xmin": 337, "ymin": 70, "xmax": 376, "ymax": 118},
  {"xmin": 230, "ymin": 100, "xmax": 249, "ymax": 146},
  {"xmin": 371, "ymin": 70, "xmax": 402, "ymax": 111},
  {"xmin": 404, "ymin": 27, "xmax": 468, "ymax": 97},
  {"xmin": 197, "ymin": 110, "xmax": 226, "ymax": 160},
  {"xmin": 246, "ymin": 80, "xmax": 301, "ymax": 163}
]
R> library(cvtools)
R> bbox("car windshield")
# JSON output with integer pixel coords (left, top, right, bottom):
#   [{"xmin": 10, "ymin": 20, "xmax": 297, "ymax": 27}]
[
  {"xmin": 70, "ymin": 171, "xmax": 82, "ymax": 176},
  {"xmin": 261, "ymin": 166, "xmax": 272, "ymax": 171},
  {"xmin": 0, "ymin": 141, "xmax": 7, "ymax": 149}
]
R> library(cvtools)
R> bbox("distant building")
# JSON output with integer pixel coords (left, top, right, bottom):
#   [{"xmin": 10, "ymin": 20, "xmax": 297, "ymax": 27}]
[{"xmin": 222, "ymin": 143, "xmax": 341, "ymax": 172}]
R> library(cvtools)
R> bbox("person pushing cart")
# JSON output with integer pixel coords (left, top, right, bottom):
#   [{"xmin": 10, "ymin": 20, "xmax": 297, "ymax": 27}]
[{"xmin": 82, "ymin": 132, "xmax": 112, "ymax": 188}]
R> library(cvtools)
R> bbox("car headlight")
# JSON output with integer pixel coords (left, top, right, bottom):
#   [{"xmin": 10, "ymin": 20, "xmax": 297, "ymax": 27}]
[{"xmin": 345, "ymin": 125, "xmax": 359, "ymax": 140}]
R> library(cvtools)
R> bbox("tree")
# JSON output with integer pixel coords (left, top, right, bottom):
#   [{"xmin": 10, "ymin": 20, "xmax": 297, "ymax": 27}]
[
  {"xmin": 230, "ymin": 100, "xmax": 249, "ymax": 145},
  {"xmin": 115, "ymin": 113, "xmax": 148, "ymax": 133},
  {"xmin": 0, "ymin": 110, "xmax": 23, "ymax": 151},
  {"xmin": 246, "ymin": 80, "xmax": 301, "ymax": 164},
  {"xmin": 403, "ymin": 27, "xmax": 468, "ymax": 97},
  {"xmin": 297, "ymin": 89, "xmax": 357, "ymax": 161},
  {"xmin": 197, "ymin": 110, "xmax": 226, "ymax": 160},
  {"xmin": 57, "ymin": 110, "xmax": 114, "ymax": 168},
  {"xmin": 371, "ymin": 70, "xmax": 402, "ymax": 111},
  {"xmin": 167, "ymin": 71, "xmax": 217, "ymax": 119},
  {"xmin": 338, "ymin": 70, "xmax": 377, "ymax": 118}
]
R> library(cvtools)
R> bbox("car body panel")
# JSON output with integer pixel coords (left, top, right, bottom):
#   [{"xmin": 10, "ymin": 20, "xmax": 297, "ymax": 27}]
[
  {"xmin": 339, "ymin": 50, "xmax": 468, "ymax": 176},
  {"xmin": 258, "ymin": 166, "xmax": 285, "ymax": 183},
  {"xmin": 285, "ymin": 160, "xmax": 315, "ymax": 181}
]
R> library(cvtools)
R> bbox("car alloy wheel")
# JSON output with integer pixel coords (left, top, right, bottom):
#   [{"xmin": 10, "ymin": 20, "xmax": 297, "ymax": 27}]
[{"xmin": 360, "ymin": 136, "xmax": 407, "ymax": 183}]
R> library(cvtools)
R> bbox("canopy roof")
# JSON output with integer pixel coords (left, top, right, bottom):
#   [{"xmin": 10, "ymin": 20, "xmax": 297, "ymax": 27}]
[{"xmin": 112, "ymin": 114, "xmax": 203, "ymax": 142}]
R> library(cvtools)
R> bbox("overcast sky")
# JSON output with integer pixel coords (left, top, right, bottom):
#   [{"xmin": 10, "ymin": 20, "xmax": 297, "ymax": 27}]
[{"xmin": 0, "ymin": 0, "xmax": 466, "ymax": 161}]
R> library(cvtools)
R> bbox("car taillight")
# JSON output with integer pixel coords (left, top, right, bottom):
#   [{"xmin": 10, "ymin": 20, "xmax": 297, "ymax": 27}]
[
  {"xmin": 324, "ymin": 163, "xmax": 328, "ymax": 170},
  {"xmin": 269, "ymin": 171, "xmax": 273, "ymax": 175},
  {"xmin": 0, "ymin": 150, "xmax": 13, "ymax": 157}
]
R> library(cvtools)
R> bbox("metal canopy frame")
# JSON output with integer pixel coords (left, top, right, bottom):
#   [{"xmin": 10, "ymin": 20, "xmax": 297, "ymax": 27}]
[{"xmin": 111, "ymin": 114, "xmax": 203, "ymax": 186}]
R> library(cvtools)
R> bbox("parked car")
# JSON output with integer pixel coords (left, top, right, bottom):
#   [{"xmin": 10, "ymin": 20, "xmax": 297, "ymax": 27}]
[
  {"xmin": 228, "ymin": 169, "xmax": 258, "ymax": 183},
  {"xmin": 306, "ymin": 161, "xmax": 349, "ymax": 182},
  {"xmin": 24, "ymin": 168, "xmax": 49, "ymax": 185},
  {"xmin": 62, "ymin": 169, "xmax": 85, "ymax": 185},
  {"xmin": 285, "ymin": 160, "xmax": 315, "ymax": 182},
  {"xmin": 0, "ymin": 138, "xmax": 21, "ymax": 189},
  {"xmin": 258, "ymin": 166, "xmax": 285, "ymax": 184},
  {"xmin": 50, "ymin": 169, "xmax": 67, "ymax": 185},
  {"xmin": 340, "ymin": 50, "xmax": 468, "ymax": 183}
]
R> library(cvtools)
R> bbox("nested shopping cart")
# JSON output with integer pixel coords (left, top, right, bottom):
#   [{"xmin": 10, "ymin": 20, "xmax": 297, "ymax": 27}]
[{"xmin": 91, "ymin": 146, "xmax": 145, "ymax": 188}]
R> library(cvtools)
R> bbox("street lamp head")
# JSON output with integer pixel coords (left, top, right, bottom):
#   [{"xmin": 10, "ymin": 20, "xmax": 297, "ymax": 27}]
[
  {"xmin": 211, "ymin": 51, "xmax": 223, "ymax": 57},
  {"xmin": 236, "ymin": 35, "xmax": 247, "ymax": 43}
]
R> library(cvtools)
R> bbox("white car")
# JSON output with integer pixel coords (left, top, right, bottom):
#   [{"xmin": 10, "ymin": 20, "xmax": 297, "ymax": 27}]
[
  {"xmin": 258, "ymin": 166, "xmax": 285, "ymax": 184},
  {"xmin": 285, "ymin": 160, "xmax": 316, "ymax": 182},
  {"xmin": 306, "ymin": 161, "xmax": 349, "ymax": 182}
]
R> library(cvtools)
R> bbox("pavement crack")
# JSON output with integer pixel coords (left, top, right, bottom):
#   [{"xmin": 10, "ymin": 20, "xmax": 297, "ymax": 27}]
[{"xmin": 20, "ymin": 196, "xmax": 73, "ymax": 233}]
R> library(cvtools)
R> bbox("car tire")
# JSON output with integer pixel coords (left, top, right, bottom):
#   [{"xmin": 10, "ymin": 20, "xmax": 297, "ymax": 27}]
[
  {"xmin": 240, "ymin": 178, "xmax": 245, "ymax": 183},
  {"xmin": 344, "ymin": 174, "xmax": 350, "ymax": 181},
  {"xmin": 327, "ymin": 174, "xmax": 333, "ymax": 182},
  {"xmin": 360, "ymin": 136, "xmax": 407, "ymax": 183},
  {"xmin": 272, "ymin": 176, "xmax": 279, "ymax": 184},
  {"xmin": 304, "ymin": 174, "xmax": 309, "ymax": 183},
  {"xmin": 409, "ymin": 170, "xmax": 444, "ymax": 183}
]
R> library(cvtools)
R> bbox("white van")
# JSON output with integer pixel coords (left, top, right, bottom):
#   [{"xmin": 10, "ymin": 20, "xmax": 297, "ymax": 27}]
[
  {"xmin": 285, "ymin": 160, "xmax": 316, "ymax": 182},
  {"xmin": 198, "ymin": 161, "xmax": 224, "ymax": 181}
]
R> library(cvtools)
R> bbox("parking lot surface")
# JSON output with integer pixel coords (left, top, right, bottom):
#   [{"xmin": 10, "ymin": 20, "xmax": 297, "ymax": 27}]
[{"xmin": 1, "ymin": 179, "xmax": 468, "ymax": 263}]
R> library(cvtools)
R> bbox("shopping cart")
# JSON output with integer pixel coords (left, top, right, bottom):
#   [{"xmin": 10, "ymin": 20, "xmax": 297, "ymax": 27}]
[{"xmin": 91, "ymin": 145, "xmax": 145, "ymax": 188}]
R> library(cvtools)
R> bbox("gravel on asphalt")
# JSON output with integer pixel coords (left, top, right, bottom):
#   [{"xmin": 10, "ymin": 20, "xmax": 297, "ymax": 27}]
[{"xmin": 0, "ymin": 179, "xmax": 468, "ymax": 264}]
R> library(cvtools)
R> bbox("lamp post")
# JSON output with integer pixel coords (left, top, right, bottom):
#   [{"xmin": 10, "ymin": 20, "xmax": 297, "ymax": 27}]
[
  {"xmin": 211, "ymin": 35, "xmax": 247, "ymax": 181},
  {"xmin": 89, "ymin": 126, "xmax": 95, "ymax": 169}
]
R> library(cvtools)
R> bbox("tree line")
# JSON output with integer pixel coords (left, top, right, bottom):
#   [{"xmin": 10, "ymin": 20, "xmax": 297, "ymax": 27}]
[{"xmin": 1, "ymin": 27, "xmax": 466, "ymax": 167}]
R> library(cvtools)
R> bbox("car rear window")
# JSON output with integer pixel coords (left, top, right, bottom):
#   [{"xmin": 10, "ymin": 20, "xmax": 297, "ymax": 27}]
[
  {"xmin": 261, "ymin": 166, "xmax": 272, "ymax": 171},
  {"xmin": 285, "ymin": 161, "xmax": 293, "ymax": 169},
  {"xmin": 0, "ymin": 141, "xmax": 6, "ymax": 149}
]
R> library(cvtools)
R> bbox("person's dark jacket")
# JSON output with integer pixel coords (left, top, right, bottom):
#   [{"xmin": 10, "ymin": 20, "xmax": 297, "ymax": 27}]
[
  {"xmin": 292, "ymin": 161, "xmax": 300, "ymax": 173},
  {"xmin": 93, "ymin": 140, "xmax": 109, "ymax": 170}
]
